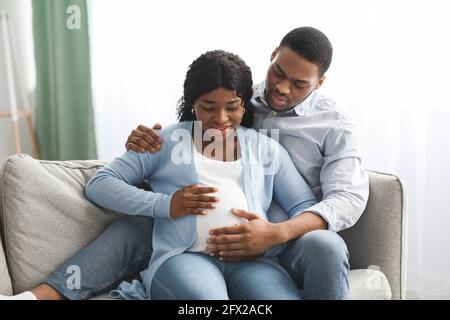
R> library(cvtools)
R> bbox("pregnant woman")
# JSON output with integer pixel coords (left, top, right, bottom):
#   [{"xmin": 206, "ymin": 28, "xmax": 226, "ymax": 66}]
[{"xmin": 84, "ymin": 50, "xmax": 317, "ymax": 299}]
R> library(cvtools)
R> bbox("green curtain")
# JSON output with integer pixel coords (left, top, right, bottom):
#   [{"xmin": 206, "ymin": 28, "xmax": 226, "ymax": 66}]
[{"xmin": 32, "ymin": 0, "xmax": 97, "ymax": 160}]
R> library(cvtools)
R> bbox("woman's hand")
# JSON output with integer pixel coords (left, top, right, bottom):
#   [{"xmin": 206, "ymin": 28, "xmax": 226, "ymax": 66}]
[
  {"xmin": 170, "ymin": 184, "xmax": 220, "ymax": 219},
  {"xmin": 125, "ymin": 123, "xmax": 163, "ymax": 153}
]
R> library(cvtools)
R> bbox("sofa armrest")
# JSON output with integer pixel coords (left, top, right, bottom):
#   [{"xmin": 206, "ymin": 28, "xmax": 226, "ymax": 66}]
[
  {"xmin": 338, "ymin": 171, "xmax": 408, "ymax": 300},
  {"xmin": 0, "ymin": 237, "xmax": 12, "ymax": 295},
  {"xmin": 0, "ymin": 160, "xmax": 13, "ymax": 295}
]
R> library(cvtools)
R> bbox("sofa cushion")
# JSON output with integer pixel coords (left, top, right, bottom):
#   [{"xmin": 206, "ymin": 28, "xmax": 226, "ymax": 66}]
[
  {"xmin": 348, "ymin": 269, "xmax": 392, "ymax": 300},
  {"xmin": 0, "ymin": 154, "xmax": 121, "ymax": 293}
]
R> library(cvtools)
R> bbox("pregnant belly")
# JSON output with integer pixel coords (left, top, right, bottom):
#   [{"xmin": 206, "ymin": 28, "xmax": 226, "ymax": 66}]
[{"xmin": 188, "ymin": 190, "xmax": 248, "ymax": 252}]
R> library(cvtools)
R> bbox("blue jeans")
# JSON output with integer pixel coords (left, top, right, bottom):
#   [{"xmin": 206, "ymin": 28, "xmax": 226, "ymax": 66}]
[
  {"xmin": 151, "ymin": 252, "xmax": 300, "ymax": 299},
  {"xmin": 44, "ymin": 216, "xmax": 349, "ymax": 300}
]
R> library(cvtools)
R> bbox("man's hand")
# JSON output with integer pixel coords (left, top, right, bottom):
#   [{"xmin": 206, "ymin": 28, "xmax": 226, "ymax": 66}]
[
  {"xmin": 170, "ymin": 184, "xmax": 220, "ymax": 219},
  {"xmin": 205, "ymin": 209, "xmax": 282, "ymax": 261},
  {"xmin": 125, "ymin": 123, "xmax": 163, "ymax": 153}
]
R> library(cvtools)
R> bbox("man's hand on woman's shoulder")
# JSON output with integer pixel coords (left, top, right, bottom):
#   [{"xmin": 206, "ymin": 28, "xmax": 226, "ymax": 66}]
[{"xmin": 125, "ymin": 123, "xmax": 163, "ymax": 153}]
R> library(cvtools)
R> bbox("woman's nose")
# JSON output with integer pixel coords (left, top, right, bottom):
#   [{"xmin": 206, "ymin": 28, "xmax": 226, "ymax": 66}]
[{"xmin": 214, "ymin": 109, "xmax": 229, "ymax": 123}]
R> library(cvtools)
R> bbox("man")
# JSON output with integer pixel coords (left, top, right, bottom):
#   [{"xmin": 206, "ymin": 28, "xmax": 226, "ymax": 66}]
[
  {"xmin": 126, "ymin": 27, "xmax": 369, "ymax": 299},
  {"xmin": 1, "ymin": 27, "xmax": 367, "ymax": 300}
]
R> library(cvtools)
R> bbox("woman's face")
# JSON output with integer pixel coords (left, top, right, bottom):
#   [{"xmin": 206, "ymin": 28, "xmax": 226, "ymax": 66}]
[{"xmin": 193, "ymin": 87, "xmax": 245, "ymax": 140}]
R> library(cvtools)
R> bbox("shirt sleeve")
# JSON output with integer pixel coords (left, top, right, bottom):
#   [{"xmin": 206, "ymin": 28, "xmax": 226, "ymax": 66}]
[
  {"xmin": 306, "ymin": 121, "xmax": 369, "ymax": 232},
  {"xmin": 272, "ymin": 144, "xmax": 318, "ymax": 218},
  {"xmin": 85, "ymin": 150, "xmax": 172, "ymax": 219}
]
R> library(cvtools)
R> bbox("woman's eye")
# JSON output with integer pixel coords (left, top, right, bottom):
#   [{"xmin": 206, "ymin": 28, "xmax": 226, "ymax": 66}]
[{"xmin": 202, "ymin": 106, "xmax": 215, "ymax": 111}]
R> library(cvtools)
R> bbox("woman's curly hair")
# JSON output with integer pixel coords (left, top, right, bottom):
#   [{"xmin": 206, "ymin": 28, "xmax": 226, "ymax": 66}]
[{"xmin": 177, "ymin": 50, "xmax": 254, "ymax": 128}]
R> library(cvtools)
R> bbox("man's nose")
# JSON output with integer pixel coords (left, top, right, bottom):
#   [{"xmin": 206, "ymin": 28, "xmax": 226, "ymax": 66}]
[{"xmin": 276, "ymin": 80, "xmax": 290, "ymax": 95}]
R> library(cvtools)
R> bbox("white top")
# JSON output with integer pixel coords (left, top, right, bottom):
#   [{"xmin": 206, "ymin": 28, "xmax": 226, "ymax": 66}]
[{"xmin": 187, "ymin": 148, "xmax": 249, "ymax": 252}]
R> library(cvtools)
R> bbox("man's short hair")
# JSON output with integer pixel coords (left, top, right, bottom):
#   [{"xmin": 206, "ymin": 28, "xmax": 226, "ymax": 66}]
[{"xmin": 280, "ymin": 26, "xmax": 333, "ymax": 77}]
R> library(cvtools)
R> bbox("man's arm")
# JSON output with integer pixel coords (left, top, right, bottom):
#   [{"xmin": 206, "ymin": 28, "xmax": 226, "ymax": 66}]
[{"xmin": 305, "ymin": 122, "xmax": 369, "ymax": 232}]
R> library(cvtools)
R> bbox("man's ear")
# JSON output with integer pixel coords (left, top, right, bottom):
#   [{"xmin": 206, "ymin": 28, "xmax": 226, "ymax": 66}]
[
  {"xmin": 270, "ymin": 47, "xmax": 279, "ymax": 62},
  {"xmin": 315, "ymin": 75, "xmax": 326, "ymax": 90}
]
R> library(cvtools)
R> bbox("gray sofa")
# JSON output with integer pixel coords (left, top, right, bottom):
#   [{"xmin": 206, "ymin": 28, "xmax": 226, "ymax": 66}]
[{"xmin": 0, "ymin": 154, "xmax": 407, "ymax": 300}]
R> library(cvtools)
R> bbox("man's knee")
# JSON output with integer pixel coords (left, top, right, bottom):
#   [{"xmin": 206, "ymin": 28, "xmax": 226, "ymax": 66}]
[
  {"xmin": 282, "ymin": 230, "xmax": 348, "ymax": 266},
  {"xmin": 300, "ymin": 230, "xmax": 348, "ymax": 263}
]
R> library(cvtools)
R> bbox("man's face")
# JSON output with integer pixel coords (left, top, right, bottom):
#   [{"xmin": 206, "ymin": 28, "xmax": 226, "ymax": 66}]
[{"xmin": 265, "ymin": 46, "xmax": 325, "ymax": 111}]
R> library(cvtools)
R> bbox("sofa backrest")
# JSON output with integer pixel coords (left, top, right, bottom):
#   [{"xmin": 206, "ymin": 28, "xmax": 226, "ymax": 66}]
[{"xmin": 0, "ymin": 154, "xmax": 121, "ymax": 293}]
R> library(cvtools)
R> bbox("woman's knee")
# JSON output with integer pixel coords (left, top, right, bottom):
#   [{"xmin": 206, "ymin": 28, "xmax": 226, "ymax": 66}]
[
  {"xmin": 152, "ymin": 254, "xmax": 228, "ymax": 300},
  {"xmin": 104, "ymin": 216, "xmax": 153, "ymax": 256}
]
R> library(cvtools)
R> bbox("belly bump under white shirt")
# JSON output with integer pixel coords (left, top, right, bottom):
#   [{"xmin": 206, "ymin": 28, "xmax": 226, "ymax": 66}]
[{"xmin": 187, "ymin": 149, "xmax": 249, "ymax": 252}]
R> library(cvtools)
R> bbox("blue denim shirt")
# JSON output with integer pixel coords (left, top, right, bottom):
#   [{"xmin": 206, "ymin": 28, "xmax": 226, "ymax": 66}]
[{"xmin": 85, "ymin": 121, "xmax": 317, "ymax": 299}]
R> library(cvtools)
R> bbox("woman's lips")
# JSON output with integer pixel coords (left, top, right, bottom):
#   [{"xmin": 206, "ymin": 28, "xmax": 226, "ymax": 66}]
[{"xmin": 211, "ymin": 126, "xmax": 231, "ymax": 131}]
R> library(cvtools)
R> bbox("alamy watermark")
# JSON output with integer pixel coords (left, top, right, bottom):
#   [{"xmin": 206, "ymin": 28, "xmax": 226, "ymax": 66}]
[
  {"xmin": 66, "ymin": 265, "xmax": 81, "ymax": 290},
  {"xmin": 66, "ymin": 5, "xmax": 81, "ymax": 30},
  {"xmin": 365, "ymin": 265, "xmax": 385, "ymax": 291},
  {"xmin": 170, "ymin": 124, "xmax": 281, "ymax": 176}
]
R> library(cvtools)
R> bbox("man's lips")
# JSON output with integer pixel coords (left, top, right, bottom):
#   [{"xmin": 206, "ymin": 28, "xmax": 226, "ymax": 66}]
[{"xmin": 270, "ymin": 92, "xmax": 288, "ymax": 104}]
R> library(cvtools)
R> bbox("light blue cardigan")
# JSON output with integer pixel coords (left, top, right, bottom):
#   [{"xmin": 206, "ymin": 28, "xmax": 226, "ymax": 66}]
[{"xmin": 85, "ymin": 121, "xmax": 317, "ymax": 299}]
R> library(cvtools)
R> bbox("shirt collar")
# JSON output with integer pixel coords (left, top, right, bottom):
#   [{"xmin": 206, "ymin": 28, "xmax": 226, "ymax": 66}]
[{"xmin": 253, "ymin": 81, "xmax": 315, "ymax": 117}]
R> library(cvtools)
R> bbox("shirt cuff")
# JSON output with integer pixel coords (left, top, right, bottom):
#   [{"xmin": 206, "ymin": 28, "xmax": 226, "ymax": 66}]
[
  {"xmin": 153, "ymin": 193, "xmax": 173, "ymax": 218},
  {"xmin": 302, "ymin": 203, "xmax": 337, "ymax": 232}
]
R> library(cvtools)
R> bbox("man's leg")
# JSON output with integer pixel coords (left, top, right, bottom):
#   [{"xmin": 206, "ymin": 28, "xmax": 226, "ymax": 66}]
[
  {"xmin": 150, "ymin": 253, "xmax": 229, "ymax": 300},
  {"xmin": 278, "ymin": 229, "xmax": 350, "ymax": 300},
  {"xmin": 38, "ymin": 216, "xmax": 153, "ymax": 300}
]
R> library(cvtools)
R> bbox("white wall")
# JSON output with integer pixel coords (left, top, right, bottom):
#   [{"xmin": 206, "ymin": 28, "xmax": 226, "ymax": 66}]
[{"xmin": 0, "ymin": 0, "xmax": 35, "ymax": 162}]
